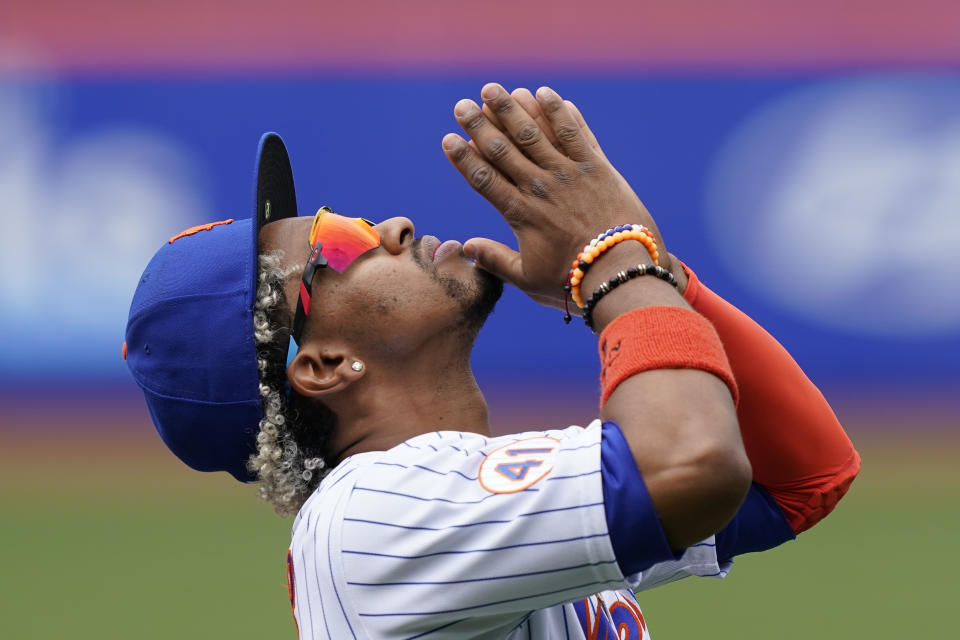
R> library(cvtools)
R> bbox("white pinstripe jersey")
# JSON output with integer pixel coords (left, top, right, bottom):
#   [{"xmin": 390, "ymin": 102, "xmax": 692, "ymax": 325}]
[{"xmin": 286, "ymin": 420, "xmax": 730, "ymax": 639}]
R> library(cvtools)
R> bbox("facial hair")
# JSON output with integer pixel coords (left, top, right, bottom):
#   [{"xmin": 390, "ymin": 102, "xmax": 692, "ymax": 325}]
[
  {"xmin": 411, "ymin": 239, "xmax": 504, "ymax": 335},
  {"xmin": 430, "ymin": 252, "xmax": 503, "ymax": 333}
]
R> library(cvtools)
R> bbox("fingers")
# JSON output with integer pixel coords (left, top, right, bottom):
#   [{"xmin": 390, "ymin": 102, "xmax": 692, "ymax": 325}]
[
  {"xmin": 442, "ymin": 133, "xmax": 521, "ymax": 218},
  {"xmin": 463, "ymin": 237, "xmax": 524, "ymax": 287},
  {"xmin": 479, "ymin": 83, "xmax": 567, "ymax": 168},
  {"xmin": 513, "ymin": 88, "xmax": 560, "ymax": 148},
  {"xmin": 454, "ymin": 98, "xmax": 538, "ymax": 186},
  {"xmin": 498, "ymin": 89, "xmax": 602, "ymax": 160},
  {"xmin": 480, "ymin": 102, "xmax": 503, "ymax": 132},
  {"xmin": 480, "ymin": 88, "xmax": 560, "ymax": 149},
  {"xmin": 566, "ymin": 100, "xmax": 607, "ymax": 160},
  {"xmin": 535, "ymin": 87, "xmax": 593, "ymax": 162}
]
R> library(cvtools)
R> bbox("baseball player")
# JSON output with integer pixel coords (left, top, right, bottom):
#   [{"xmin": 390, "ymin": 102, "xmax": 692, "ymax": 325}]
[{"xmin": 124, "ymin": 84, "xmax": 860, "ymax": 639}]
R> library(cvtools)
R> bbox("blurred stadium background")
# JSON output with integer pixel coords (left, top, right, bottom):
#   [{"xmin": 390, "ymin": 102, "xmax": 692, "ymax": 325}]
[{"xmin": 2, "ymin": 1, "xmax": 958, "ymax": 637}]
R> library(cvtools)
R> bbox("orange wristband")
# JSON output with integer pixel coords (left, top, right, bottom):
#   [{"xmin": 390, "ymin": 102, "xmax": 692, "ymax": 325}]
[{"xmin": 599, "ymin": 306, "xmax": 739, "ymax": 406}]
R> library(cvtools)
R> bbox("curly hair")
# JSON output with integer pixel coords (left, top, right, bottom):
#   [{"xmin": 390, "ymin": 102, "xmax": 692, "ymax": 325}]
[{"xmin": 247, "ymin": 251, "xmax": 337, "ymax": 517}]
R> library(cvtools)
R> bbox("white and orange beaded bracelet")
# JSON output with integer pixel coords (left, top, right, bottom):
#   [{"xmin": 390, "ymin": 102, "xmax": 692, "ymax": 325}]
[{"xmin": 564, "ymin": 224, "xmax": 660, "ymax": 315}]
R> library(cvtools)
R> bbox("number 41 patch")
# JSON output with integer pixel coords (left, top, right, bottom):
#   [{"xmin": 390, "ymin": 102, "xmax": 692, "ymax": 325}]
[{"xmin": 478, "ymin": 437, "xmax": 559, "ymax": 494}]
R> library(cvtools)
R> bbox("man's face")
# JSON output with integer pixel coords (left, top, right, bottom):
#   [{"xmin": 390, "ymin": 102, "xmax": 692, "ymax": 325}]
[{"xmin": 259, "ymin": 215, "xmax": 503, "ymax": 359}]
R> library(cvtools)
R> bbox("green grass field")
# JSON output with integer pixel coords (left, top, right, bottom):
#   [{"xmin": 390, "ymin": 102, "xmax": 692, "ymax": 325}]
[
  {"xmin": 637, "ymin": 432, "xmax": 960, "ymax": 639},
  {"xmin": 2, "ymin": 407, "xmax": 957, "ymax": 639}
]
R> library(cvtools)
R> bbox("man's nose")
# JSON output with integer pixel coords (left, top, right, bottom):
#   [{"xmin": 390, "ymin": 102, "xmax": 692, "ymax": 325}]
[{"xmin": 376, "ymin": 217, "xmax": 415, "ymax": 254}]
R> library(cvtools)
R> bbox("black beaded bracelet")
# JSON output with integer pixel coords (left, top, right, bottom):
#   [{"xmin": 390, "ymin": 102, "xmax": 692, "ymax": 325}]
[{"xmin": 582, "ymin": 264, "xmax": 679, "ymax": 331}]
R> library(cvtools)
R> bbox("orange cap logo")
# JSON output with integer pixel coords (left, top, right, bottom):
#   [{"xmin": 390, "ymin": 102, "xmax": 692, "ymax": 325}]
[{"xmin": 169, "ymin": 219, "xmax": 234, "ymax": 244}]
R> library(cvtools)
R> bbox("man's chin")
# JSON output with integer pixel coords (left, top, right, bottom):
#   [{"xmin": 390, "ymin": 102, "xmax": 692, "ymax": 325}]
[
  {"xmin": 428, "ymin": 255, "xmax": 503, "ymax": 335},
  {"xmin": 464, "ymin": 264, "xmax": 504, "ymax": 328}
]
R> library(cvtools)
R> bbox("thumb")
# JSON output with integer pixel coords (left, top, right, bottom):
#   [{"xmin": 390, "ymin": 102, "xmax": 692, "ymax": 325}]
[{"xmin": 463, "ymin": 237, "xmax": 523, "ymax": 287}]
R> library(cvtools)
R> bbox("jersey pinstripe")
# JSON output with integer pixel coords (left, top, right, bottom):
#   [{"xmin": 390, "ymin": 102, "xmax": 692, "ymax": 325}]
[{"xmin": 287, "ymin": 420, "xmax": 730, "ymax": 639}]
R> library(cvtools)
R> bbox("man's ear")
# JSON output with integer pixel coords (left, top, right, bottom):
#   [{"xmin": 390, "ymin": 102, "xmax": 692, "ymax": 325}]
[{"xmin": 287, "ymin": 344, "xmax": 366, "ymax": 398}]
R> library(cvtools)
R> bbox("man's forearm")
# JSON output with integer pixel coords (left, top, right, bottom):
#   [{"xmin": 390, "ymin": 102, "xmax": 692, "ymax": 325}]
[{"xmin": 588, "ymin": 243, "xmax": 750, "ymax": 551}]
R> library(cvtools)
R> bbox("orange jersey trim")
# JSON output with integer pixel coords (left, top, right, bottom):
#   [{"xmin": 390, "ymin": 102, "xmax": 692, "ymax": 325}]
[{"xmin": 285, "ymin": 549, "xmax": 299, "ymax": 635}]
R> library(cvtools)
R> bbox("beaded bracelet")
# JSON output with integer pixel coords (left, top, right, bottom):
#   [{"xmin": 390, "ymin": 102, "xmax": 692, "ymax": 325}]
[
  {"xmin": 566, "ymin": 224, "xmax": 659, "ymax": 313},
  {"xmin": 582, "ymin": 264, "xmax": 679, "ymax": 332}
]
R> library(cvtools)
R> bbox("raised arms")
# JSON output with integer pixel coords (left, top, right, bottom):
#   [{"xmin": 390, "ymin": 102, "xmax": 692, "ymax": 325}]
[{"xmin": 443, "ymin": 83, "xmax": 751, "ymax": 552}]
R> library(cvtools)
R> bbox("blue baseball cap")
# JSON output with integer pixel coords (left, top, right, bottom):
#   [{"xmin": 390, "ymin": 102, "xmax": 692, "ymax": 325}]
[{"xmin": 124, "ymin": 133, "xmax": 298, "ymax": 482}]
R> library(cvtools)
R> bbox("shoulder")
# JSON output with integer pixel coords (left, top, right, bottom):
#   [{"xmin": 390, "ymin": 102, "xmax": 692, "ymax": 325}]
[
  {"xmin": 358, "ymin": 422, "xmax": 603, "ymax": 493},
  {"xmin": 292, "ymin": 422, "xmax": 604, "ymax": 534}
]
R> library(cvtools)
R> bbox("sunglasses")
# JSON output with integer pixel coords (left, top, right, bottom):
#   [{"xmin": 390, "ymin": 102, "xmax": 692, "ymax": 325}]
[{"xmin": 291, "ymin": 207, "xmax": 380, "ymax": 345}]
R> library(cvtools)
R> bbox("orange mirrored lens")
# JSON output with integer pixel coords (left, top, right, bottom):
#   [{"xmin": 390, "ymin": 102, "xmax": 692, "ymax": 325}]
[{"xmin": 308, "ymin": 208, "xmax": 381, "ymax": 272}]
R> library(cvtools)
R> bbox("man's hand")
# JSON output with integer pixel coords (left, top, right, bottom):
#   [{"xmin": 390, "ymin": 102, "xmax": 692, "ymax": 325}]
[
  {"xmin": 482, "ymin": 87, "xmax": 688, "ymax": 295},
  {"xmin": 443, "ymin": 83, "xmax": 674, "ymax": 310}
]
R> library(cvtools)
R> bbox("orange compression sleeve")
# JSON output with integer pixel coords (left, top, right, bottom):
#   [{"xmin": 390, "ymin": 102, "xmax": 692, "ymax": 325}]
[{"xmin": 681, "ymin": 263, "xmax": 861, "ymax": 534}]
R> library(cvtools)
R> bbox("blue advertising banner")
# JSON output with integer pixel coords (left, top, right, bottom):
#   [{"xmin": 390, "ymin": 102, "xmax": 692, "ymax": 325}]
[{"xmin": 1, "ymin": 74, "xmax": 958, "ymax": 388}]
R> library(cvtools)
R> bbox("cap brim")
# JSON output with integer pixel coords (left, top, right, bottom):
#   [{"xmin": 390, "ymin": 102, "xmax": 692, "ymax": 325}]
[
  {"xmin": 255, "ymin": 131, "xmax": 298, "ymax": 226},
  {"xmin": 250, "ymin": 132, "xmax": 299, "ymax": 305}
]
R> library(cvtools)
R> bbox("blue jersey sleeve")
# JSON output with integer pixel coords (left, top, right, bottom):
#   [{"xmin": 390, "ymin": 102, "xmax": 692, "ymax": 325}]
[
  {"xmin": 714, "ymin": 483, "xmax": 795, "ymax": 562},
  {"xmin": 601, "ymin": 420, "xmax": 795, "ymax": 577},
  {"xmin": 600, "ymin": 421, "xmax": 679, "ymax": 576}
]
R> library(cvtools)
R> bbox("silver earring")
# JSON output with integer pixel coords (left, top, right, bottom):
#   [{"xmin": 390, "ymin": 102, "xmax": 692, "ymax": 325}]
[{"xmin": 351, "ymin": 361, "xmax": 364, "ymax": 372}]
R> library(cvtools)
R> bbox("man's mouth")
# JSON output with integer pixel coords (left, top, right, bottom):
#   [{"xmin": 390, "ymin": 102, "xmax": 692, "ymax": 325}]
[
  {"xmin": 419, "ymin": 235, "xmax": 463, "ymax": 263},
  {"xmin": 433, "ymin": 239, "xmax": 463, "ymax": 262}
]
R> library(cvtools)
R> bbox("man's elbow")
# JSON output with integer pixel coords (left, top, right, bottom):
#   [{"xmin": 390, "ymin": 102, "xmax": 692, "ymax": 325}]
[
  {"xmin": 701, "ymin": 439, "xmax": 753, "ymax": 521},
  {"xmin": 651, "ymin": 423, "xmax": 752, "ymax": 551}
]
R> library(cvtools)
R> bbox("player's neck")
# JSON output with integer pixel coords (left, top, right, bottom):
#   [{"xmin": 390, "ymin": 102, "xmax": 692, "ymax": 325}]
[{"xmin": 325, "ymin": 359, "xmax": 490, "ymax": 465}]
